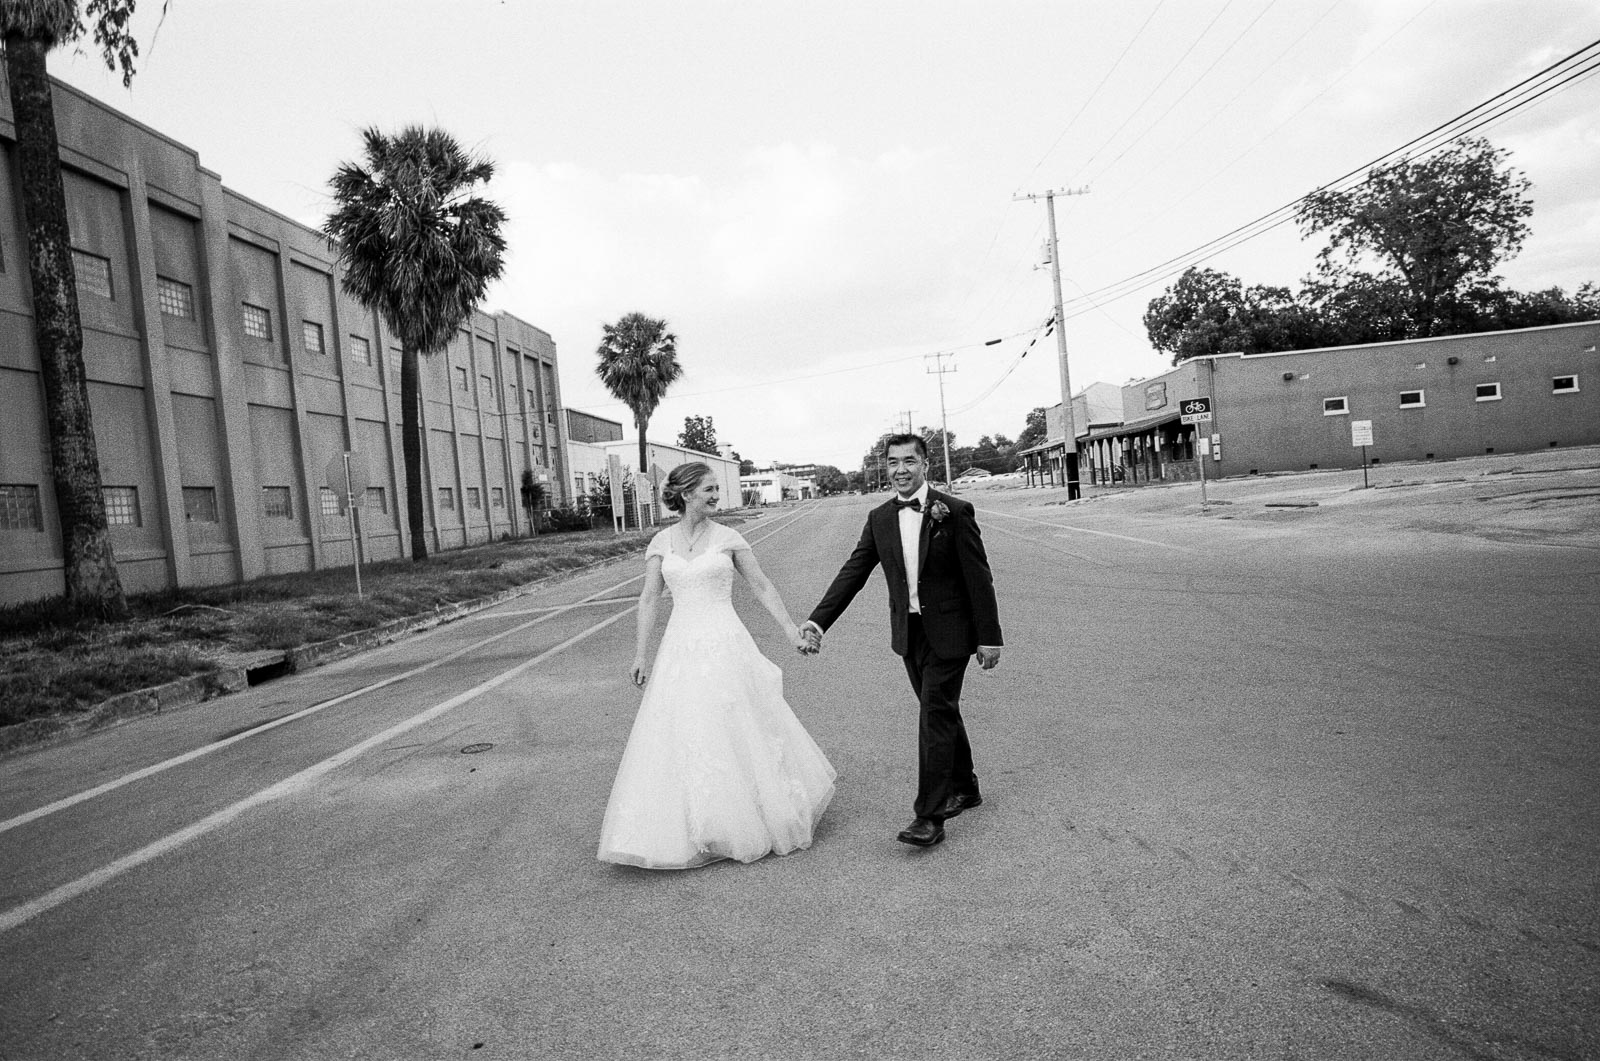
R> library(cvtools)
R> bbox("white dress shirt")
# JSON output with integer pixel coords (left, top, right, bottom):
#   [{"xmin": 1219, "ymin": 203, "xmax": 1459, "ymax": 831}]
[{"xmin": 897, "ymin": 483, "xmax": 929, "ymax": 615}]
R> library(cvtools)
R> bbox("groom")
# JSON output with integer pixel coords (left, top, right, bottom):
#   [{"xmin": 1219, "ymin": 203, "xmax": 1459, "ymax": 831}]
[{"xmin": 803, "ymin": 434, "xmax": 1003, "ymax": 847}]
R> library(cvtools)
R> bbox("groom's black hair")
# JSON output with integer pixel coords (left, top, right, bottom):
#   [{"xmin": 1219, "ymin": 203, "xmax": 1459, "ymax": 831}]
[{"xmin": 883, "ymin": 433, "xmax": 928, "ymax": 460}]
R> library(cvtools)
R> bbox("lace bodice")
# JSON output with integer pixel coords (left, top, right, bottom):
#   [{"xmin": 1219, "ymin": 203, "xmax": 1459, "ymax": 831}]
[{"xmin": 648, "ymin": 523, "xmax": 749, "ymax": 620}]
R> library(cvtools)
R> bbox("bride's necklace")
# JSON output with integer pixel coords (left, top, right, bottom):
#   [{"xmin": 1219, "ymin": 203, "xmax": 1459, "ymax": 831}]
[{"xmin": 678, "ymin": 518, "xmax": 710, "ymax": 555}]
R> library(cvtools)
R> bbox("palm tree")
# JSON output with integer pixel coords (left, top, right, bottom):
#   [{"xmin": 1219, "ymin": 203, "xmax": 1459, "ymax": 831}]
[
  {"xmin": 595, "ymin": 313, "xmax": 681, "ymax": 506},
  {"xmin": 2, "ymin": 0, "xmax": 146, "ymax": 617},
  {"xmin": 324, "ymin": 126, "xmax": 506, "ymax": 562}
]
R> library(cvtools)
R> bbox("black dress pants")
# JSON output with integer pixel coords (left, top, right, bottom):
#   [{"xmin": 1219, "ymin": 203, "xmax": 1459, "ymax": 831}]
[{"xmin": 903, "ymin": 613, "xmax": 977, "ymax": 820}]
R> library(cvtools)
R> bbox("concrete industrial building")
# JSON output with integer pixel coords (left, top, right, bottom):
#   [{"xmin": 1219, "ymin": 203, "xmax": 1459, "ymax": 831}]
[{"xmin": 0, "ymin": 79, "xmax": 568, "ymax": 605}]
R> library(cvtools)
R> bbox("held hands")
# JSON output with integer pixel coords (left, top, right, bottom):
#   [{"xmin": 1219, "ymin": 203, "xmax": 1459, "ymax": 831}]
[
  {"xmin": 976, "ymin": 645, "xmax": 1002, "ymax": 671},
  {"xmin": 795, "ymin": 622, "xmax": 823, "ymax": 656}
]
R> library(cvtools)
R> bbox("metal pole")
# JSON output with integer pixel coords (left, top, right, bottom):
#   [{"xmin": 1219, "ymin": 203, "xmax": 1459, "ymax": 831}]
[
  {"xmin": 1195, "ymin": 428, "xmax": 1209, "ymax": 509},
  {"xmin": 1016, "ymin": 186, "xmax": 1088, "ymax": 499},
  {"xmin": 343, "ymin": 451, "xmax": 363, "ymax": 598},
  {"xmin": 1362, "ymin": 445, "xmax": 1369, "ymax": 488}
]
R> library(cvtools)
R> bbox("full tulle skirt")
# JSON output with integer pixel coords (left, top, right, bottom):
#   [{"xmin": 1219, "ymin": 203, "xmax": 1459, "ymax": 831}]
[{"xmin": 597, "ymin": 605, "xmax": 835, "ymax": 870}]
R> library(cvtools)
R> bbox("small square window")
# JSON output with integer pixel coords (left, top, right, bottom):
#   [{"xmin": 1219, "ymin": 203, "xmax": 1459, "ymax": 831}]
[
  {"xmin": 0, "ymin": 484, "xmax": 43, "ymax": 531},
  {"xmin": 349, "ymin": 335, "xmax": 372, "ymax": 366},
  {"xmin": 320, "ymin": 486, "xmax": 343, "ymax": 520},
  {"xmin": 1553, "ymin": 375, "xmax": 1579, "ymax": 394},
  {"xmin": 1474, "ymin": 382, "xmax": 1502, "ymax": 402},
  {"xmin": 480, "ymin": 375, "xmax": 495, "ymax": 406},
  {"xmin": 438, "ymin": 487, "xmax": 456, "ymax": 510},
  {"xmin": 365, "ymin": 486, "xmax": 387, "ymax": 514},
  {"xmin": 1322, "ymin": 397, "xmax": 1349, "ymax": 416},
  {"xmin": 302, "ymin": 320, "xmax": 326, "ymax": 356},
  {"xmin": 491, "ymin": 487, "xmax": 505, "ymax": 509},
  {"xmin": 242, "ymin": 303, "xmax": 273, "ymax": 341},
  {"xmin": 262, "ymin": 486, "xmax": 293, "ymax": 519},
  {"xmin": 388, "ymin": 347, "xmax": 402, "ymax": 375},
  {"xmin": 1399, "ymin": 390, "xmax": 1425, "ymax": 408},
  {"xmin": 466, "ymin": 487, "xmax": 482, "ymax": 510},
  {"xmin": 102, "ymin": 486, "xmax": 141, "ymax": 526},
  {"xmin": 182, "ymin": 486, "xmax": 218, "ymax": 523},
  {"xmin": 157, "ymin": 276, "xmax": 194, "ymax": 319},
  {"xmin": 456, "ymin": 367, "xmax": 469, "ymax": 392},
  {"xmin": 72, "ymin": 249, "xmax": 114, "ymax": 299}
]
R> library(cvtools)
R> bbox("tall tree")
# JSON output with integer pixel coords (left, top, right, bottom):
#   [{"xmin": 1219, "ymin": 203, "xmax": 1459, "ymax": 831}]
[
  {"xmin": 677, "ymin": 414, "xmax": 718, "ymax": 455},
  {"xmin": 1014, "ymin": 407, "xmax": 1049, "ymax": 452},
  {"xmin": 2, "ymin": 0, "xmax": 152, "ymax": 617},
  {"xmin": 1296, "ymin": 137, "xmax": 1533, "ymax": 338},
  {"xmin": 595, "ymin": 313, "xmax": 681, "ymax": 490},
  {"xmin": 325, "ymin": 126, "xmax": 506, "ymax": 562}
]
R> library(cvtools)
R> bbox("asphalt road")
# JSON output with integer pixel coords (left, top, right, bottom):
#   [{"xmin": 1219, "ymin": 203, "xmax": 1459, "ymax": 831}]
[{"xmin": 2, "ymin": 459, "xmax": 1597, "ymax": 1061}]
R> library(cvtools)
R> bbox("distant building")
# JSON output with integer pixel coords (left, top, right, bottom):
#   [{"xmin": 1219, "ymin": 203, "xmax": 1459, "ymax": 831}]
[
  {"xmin": 0, "ymin": 79, "xmax": 567, "ymax": 605},
  {"xmin": 564, "ymin": 410, "xmax": 625, "ymax": 504},
  {"xmin": 1083, "ymin": 321, "xmax": 1600, "ymax": 485},
  {"xmin": 740, "ymin": 468, "xmax": 803, "ymax": 506}
]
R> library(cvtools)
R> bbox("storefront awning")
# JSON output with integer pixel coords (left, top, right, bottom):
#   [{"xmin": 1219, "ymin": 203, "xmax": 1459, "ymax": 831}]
[{"xmin": 1081, "ymin": 411, "xmax": 1181, "ymax": 444}]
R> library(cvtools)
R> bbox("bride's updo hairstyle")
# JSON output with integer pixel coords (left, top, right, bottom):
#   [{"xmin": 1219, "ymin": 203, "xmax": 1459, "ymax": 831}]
[{"xmin": 661, "ymin": 462, "xmax": 714, "ymax": 513}]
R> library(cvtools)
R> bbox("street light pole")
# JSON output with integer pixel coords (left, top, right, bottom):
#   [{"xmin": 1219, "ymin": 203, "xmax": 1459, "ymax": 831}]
[
  {"xmin": 926, "ymin": 353, "xmax": 955, "ymax": 486},
  {"xmin": 1015, "ymin": 186, "xmax": 1089, "ymax": 498}
]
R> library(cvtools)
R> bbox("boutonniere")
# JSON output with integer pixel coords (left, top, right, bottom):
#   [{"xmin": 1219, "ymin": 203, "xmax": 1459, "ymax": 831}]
[{"xmin": 928, "ymin": 500, "xmax": 950, "ymax": 523}]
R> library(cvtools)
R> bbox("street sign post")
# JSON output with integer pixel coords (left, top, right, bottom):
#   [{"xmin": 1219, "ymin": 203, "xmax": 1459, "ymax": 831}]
[
  {"xmin": 324, "ymin": 452, "xmax": 370, "ymax": 596},
  {"xmin": 1179, "ymin": 397, "xmax": 1214, "ymax": 508},
  {"xmin": 1351, "ymin": 420, "xmax": 1374, "ymax": 488}
]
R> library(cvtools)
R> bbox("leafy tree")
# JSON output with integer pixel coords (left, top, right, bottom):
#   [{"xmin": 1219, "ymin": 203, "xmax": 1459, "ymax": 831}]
[
  {"xmin": 739, "ymin": 458, "xmax": 756, "ymax": 476},
  {"xmin": 1014, "ymin": 407, "xmax": 1049, "ymax": 452},
  {"xmin": 677, "ymin": 414, "xmax": 718, "ymax": 454},
  {"xmin": 325, "ymin": 126, "xmax": 506, "ymax": 562},
  {"xmin": 595, "ymin": 313, "xmax": 681, "ymax": 500},
  {"xmin": 812, "ymin": 464, "xmax": 849, "ymax": 495},
  {"xmin": 518, "ymin": 468, "xmax": 545, "ymax": 536},
  {"xmin": 2, "ymin": 0, "xmax": 157, "ymax": 617},
  {"xmin": 1296, "ymin": 136, "xmax": 1533, "ymax": 338}
]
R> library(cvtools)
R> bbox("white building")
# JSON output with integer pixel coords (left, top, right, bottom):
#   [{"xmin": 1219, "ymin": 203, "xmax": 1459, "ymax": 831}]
[{"xmin": 739, "ymin": 469, "xmax": 803, "ymax": 506}]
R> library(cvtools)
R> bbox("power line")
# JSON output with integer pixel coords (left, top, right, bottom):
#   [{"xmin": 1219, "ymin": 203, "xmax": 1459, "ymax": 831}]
[{"xmin": 1053, "ymin": 38, "xmax": 1600, "ymax": 317}]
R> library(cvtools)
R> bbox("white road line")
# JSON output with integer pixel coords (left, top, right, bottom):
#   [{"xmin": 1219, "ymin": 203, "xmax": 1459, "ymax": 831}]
[
  {"xmin": 0, "ymin": 607, "xmax": 637, "ymax": 935},
  {"xmin": 975, "ymin": 506, "xmax": 1195, "ymax": 553},
  {"xmin": 0, "ymin": 506, "xmax": 819, "ymax": 838}
]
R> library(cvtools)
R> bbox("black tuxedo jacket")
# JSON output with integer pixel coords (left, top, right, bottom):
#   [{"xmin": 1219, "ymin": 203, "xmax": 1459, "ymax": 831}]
[{"xmin": 808, "ymin": 488, "xmax": 1003, "ymax": 660}]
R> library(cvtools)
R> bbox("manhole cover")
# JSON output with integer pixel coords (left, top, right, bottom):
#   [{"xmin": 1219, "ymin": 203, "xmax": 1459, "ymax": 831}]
[{"xmin": 459, "ymin": 743, "xmax": 494, "ymax": 755}]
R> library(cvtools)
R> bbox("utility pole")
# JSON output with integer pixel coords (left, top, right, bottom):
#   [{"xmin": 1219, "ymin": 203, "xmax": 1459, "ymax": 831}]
[
  {"xmin": 926, "ymin": 353, "xmax": 956, "ymax": 486},
  {"xmin": 1015, "ymin": 185, "xmax": 1089, "ymax": 499}
]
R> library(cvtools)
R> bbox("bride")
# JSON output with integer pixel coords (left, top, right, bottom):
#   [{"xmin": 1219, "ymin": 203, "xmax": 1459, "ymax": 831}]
[{"xmin": 597, "ymin": 462, "xmax": 836, "ymax": 869}]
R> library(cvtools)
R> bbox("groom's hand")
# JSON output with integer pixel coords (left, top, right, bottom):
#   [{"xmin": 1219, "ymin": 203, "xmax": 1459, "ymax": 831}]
[
  {"xmin": 976, "ymin": 645, "xmax": 1002, "ymax": 671},
  {"xmin": 800, "ymin": 621, "xmax": 824, "ymax": 655}
]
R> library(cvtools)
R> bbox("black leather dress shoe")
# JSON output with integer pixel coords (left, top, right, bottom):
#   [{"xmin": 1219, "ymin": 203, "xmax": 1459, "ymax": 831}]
[
  {"xmin": 896, "ymin": 817, "xmax": 945, "ymax": 846},
  {"xmin": 937, "ymin": 792, "xmax": 983, "ymax": 818}
]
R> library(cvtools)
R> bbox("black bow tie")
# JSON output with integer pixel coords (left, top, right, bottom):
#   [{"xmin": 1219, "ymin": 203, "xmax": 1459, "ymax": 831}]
[{"xmin": 893, "ymin": 497, "xmax": 922, "ymax": 512}]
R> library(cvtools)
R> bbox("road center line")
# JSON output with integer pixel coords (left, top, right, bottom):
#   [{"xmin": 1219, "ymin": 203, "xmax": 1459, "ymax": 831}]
[
  {"xmin": 975, "ymin": 505, "xmax": 1195, "ymax": 553},
  {"xmin": 0, "ymin": 606, "xmax": 638, "ymax": 935}
]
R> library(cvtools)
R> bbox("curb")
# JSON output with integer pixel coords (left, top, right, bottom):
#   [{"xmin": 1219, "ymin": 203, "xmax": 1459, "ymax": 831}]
[{"xmin": 0, "ymin": 547, "xmax": 650, "ymax": 761}]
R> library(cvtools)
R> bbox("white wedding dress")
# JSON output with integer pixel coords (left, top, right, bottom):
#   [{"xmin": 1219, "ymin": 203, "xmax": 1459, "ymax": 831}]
[{"xmin": 598, "ymin": 523, "xmax": 836, "ymax": 869}]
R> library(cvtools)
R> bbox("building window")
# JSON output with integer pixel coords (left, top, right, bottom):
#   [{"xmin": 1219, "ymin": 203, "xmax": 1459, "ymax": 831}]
[
  {"xmin": 574, "ymin": 476, "xmax": 585, "ymax": 496},
  {"xmin": 302, "ymin": 320, "xmax": 326, "ymax": 356},
  {"xmin": 466, "ymin": 486, "xmax": 482, "ymax": 510},
  {"xmin": 455, "ymin": 366, "xmax": 469, "ymax": 393},
  {"xmin": 347, "ymin": 335, "xmax": 372, "ymax": 367},
  {"xmin": 388, "ymin": 347, "xmax": 402, "ymax": 375},
  {"xmin": 1552, "ymin": 375, "xmax": 1578, "ymax": 394},
  {"xmin": 182, "ymin": 486, "xmax": 218, "ymax": 523},
  {"xmin": 1399, "ymin": 390, "xmax": 1425, "ymax": 408},
  {"xmin": 262, "ymin": 486, "xmax": 293, "ymax": 519},
  {"xmin": 72, "ymin": 249, "xmax": 114, "ymax": 299},
  {"xmin": 365, "ymin": 486, "xmax": 387, "ymax": 514},
  {"xmin": 242, "ymin": 302, "xmax": 273, "ymax": 340},
  {"xmin": 320, "ymin": 486, "xmax": 343, "ymax": 520},
  {"xmin": 491, "ymin": 487, "xmax": 505, "ymax": 509},
  {"xmin": 0, "ymin": 484, "xmax": 43, "ymax": 531},
  {"xmin": 157, "ymin": 276, "xmax": 195, "ymax": 319},
  {"xmin": 1474, "ymin": 382, "xmax": 1502, "ymax": 402},
  {"xmin": 480, "ymin": 375, "xmax": 495, "ymax": 407},
  {"xmin": 1322, "ymin": 397, "xmax": 1348, "ymax": 416},
  {"xmin": 102, "ymin": 486, "xmax": 140, "ymax": 527},
  {"xmin": 438, "ymin": 486, "xmax": 455, "ymax": 510}
]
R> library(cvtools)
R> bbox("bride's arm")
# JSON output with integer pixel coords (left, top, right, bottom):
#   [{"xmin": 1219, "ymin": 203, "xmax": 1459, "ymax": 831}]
[
  {"xmin": 732, "ymin": 548, "xmax": 805, "ymax": 650},
  {"xmin": 631, "ymin": 556, "xmax": 666, "ymax": 686}
]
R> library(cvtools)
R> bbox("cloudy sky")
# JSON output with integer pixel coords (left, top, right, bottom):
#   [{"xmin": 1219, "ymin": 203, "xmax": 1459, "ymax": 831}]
[{"xmin": 52, "ymin": 0, "xmax": 1600, "ymax": 470}]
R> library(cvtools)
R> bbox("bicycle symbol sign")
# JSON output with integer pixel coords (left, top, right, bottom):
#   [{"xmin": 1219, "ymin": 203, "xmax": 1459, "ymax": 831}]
[{"xmin": 1179, "ymin": 396, "xmax": 1213, "ymax": 423}]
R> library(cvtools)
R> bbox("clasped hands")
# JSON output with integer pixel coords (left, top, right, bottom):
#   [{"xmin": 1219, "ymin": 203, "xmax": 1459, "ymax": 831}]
[{"xmin": 794, "ymin": 622, "xmax": 823, "ymax": 656}]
